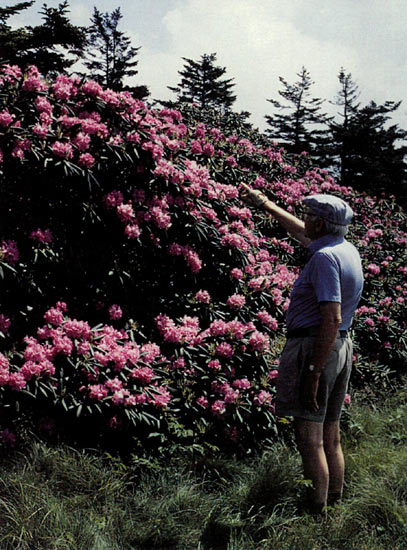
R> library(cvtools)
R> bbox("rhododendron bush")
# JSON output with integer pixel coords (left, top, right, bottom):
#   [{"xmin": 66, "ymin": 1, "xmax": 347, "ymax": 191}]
[{"xmin": 0, "ymin": 64, "xmax": 406, "ymax": 452}]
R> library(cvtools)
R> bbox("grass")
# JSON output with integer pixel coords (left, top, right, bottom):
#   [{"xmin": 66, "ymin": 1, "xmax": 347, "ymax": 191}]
[{"xmin": 1, "ymin": 386, "xmax": 407, "ymax": 549}]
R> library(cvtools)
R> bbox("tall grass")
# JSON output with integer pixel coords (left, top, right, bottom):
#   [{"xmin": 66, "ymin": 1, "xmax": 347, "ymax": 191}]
[{"xmin": 1, "ymin": 386, "xmax": 407, "ymax": 549}]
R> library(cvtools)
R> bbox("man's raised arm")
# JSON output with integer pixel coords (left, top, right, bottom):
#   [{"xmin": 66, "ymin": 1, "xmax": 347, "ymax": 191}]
[{"xmin": 240, "ymin": 182, "xmax": 311, "ymax": 247}]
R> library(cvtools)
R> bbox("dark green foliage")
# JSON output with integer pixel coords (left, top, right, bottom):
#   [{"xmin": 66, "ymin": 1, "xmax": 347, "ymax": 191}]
[
  {"xmin": 0, "ymin": 1, "xmax": 87, "ymax": 76},
  {"xmin": 338, "ymin": 100, "xmax": 407, "ymax": 200}
]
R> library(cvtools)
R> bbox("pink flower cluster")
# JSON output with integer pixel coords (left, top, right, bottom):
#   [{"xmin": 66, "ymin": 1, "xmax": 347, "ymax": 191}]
[
  {"xmin": 0, "ymin": 240, "xmax": 19, "ymax": 265},
  {"xmin": 30, "ymin": 228, "xmax": 53, "ymax": 243},
  {"xmin": 168, "ymin": 242, "xmax": 202, "ymax": 273},
  {"xmin": 0, "ymin": 314, "xmax": 11, "ymax": 334},
  {"xmin": 0, "ymin": 303, "xmax": 173, "ymax": 416},
  {"xmin": 155, "ymin": 314, "xmax": 200, "ymax": 344}
]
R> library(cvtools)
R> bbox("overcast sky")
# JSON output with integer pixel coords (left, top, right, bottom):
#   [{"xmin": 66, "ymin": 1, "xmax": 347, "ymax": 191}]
[{"xmin": 9, "ymin": 0, "xmax": 407, "ymax": 131}]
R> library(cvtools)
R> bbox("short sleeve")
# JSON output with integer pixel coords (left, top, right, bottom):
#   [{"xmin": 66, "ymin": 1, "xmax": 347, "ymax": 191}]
[{"xmin": 309, "ymin": 252, "xmax": 341, "ymax": 303}]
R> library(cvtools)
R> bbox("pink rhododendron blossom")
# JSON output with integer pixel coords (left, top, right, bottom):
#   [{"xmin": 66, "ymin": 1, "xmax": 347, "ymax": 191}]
[
  {"xmin": 0, "ymin": 110, "xmax": 14, "ymax": 127},
  {"xmin": 8, "ymin": 372, "xmax": 26, "ymax": 391},
  {"xmin": 230, "ymin": 267, "xmax": 244, "ymax": 279},
  {"xmin": 343, "ymin": 393, "xmax": 351, "ymax": 405},
  {"xmin": 89, "ymin": 384, "xmax": 109, "ymax": 400},
  {"xmin": 225, "ymin": 155, "xmax": 237, "ymax": 167},
  {"xmin": 0, "ymin": 352, "xmax": 9, "ymax": 371},
  {"xmin": 77, "ymin": 341, "xmax": 91, "ymax": 355},
  {"xmin": 207, "ymin": 359, "xmax": 222, "ymax": 371},
  {"xmin": 73, "ymin": 132, "xmax": 91, "ymax": 151},
  {"xmin": 190, "ymin": 140, "xmax": 203, "ymax": 154},
  {"xmin": 226, "ymin": 294, "xmax": 246, "ymax": 309},
  {"xmin": 78, "ymin": 152, "xmax": 95, "ymax": 169},
  {"xmin": 211, "ymin": 399, "xmax": 226, "ymax": 416},
  {"xmin": 140, "ymin": 343, "xmax": 161, "ymax": 363},
  {"xmin": 232, "ymin": 378, "xmax": 251, "ymax": 390},
  {"xmin": 82, "ymin": 80, "xmax": 103, "ymax": 97},
  {"xmin": 202, "ymin": 143, "xmax": 215, "ymax": 156},
  {"xmin": 256, "ymin": 310, "xmax": 278, "ymax": 330},
  {"xmin": 22, "ymin": 71, "xmax": 47, "ymax": 92},
  {"xmin": 209, "ymin": 320, "xmax": 229, "ymax": 336},
  {"xmin": 367, "ymin": 263, "xmax": 380, "ymax": 275},
  {"xmin": 196, "ymin": 396, "xmax": 209, "ymax": 408},
  {"xmin": 0, "ymin": 314, "xmax": 11, "ymax": 334},
  {"xmin": 125, "ymin": 224, "xmax": 141, "ymax": 239},
  {"xmin": 52, "ymin": 141, "xmax": 73, "ymax": 159},
  {"xmin": 105, "ymin": 377, "xmax": 123, "ymax": 392},
  {"xmin": 224, "ymin": 388, "xmax": 239, "ymax": 403},
  {"xmin": 149, "ymin": 386, "xmax": 171, "ymax": 408},
  {"xmin": 227, "ymin": 320, "xmax": 247, "ymax": 339},
  {"xmin": 117, "ymin": 202, "xmax": 135, "ymax": 222},
  {"xmin": 44, "ymin": 307, "xmax": 64, "ymax": 326},
  {"xmin": 20, "ymin": 359, "xmax": 55, "ymax": 379},
  {"xmin": 104, "ymin": 190, "xmax": 124, "ymax": 209},
  {"xmin": 171, "ymin": 357, "xmax": 186, "ymax": 370},
  {"xmin": 215, "ymin": 342, "xmax": 234, "ymax": 358},
  {"xmin": 52, "ymin": 334, "xmax": 73, "ymax": 356},
  {"xmin": 35, "ymin": 96, "xmax": 53, "ymax": 114},
  {"xmin": 0, "ymin": 240, "xmax": 19, "ymax": 265},
  {"xmin": 53, "ymin": 74, "xmax": 78, "ymax": 100},
  {"xmin": 63, "ymin": 319, "xmax": 91, "ymax": 339},
  {"xmin": 195, "ymin": 290, "xmax": 211, "ymax": 304},
  {"xmin": 33, "ymin": 124, "xmax": 48, "ymax": 138},
  {"xmin": 112, "ymin": 389, "xmax": 130, "ymax": 405},
  {"xmin": 249, "ymin": 331, "xmax": 269, "ymax": 352},
  {"xmin": 109, "ymin": 304, "xmax": 123, "ymax": 320},
  {"xmin": 269, "ymin": 370, "xmax": 279, "ymax": 380},
  {"xmin": 130, "ymin": 366, "xmax": 154, "ymax": 384},
  {"xmin": 30, "ymin": 228, "xmax": 53, "ymax": 243},
  {"xmin": 253, "ymin": 390, "xmax": 272, "ymax": 406}
]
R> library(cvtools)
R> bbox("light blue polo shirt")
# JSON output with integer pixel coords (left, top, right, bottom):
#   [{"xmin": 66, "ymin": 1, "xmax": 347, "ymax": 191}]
[{"xmin": 285, "ymin": 235, "xmax": 364, "ymax": 331}]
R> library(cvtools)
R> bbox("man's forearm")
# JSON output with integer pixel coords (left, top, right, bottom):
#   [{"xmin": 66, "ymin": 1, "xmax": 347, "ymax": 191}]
[
  {"xmin": 310, "ymin": 323, "xmax": 340, "ymax": 371},
  {"xmin": 311, "ymin": 302, "xmax": 342, "ymax": 372}
]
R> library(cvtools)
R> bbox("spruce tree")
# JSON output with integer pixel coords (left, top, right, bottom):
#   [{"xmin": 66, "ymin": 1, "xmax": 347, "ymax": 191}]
[
  {"xmin": 0, "ymin": 1, "xmax": 87, "ymax": 76},
  {"xmin": 329, "ymin": 69, "xmax": 360, "ymax": 181},
  {"xmin": 265, "ymin": 66, "xmax": 332, "ymax": 163},
  {"xmin": 83, "ymin": 6, "xmax": 148, "ymax": 98},
  {"xmin": 341, "ymin": 101, "xmax": 407, "ymax": 199},
  {"xmin": 168, "ymin": 53, "xmax": 236, "ymax": 111}
]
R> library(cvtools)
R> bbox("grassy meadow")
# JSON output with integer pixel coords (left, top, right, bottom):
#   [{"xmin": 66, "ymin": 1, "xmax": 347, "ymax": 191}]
[{"xmin": 1, "ymin": 384, "xmax": 407, "ymax": 549}]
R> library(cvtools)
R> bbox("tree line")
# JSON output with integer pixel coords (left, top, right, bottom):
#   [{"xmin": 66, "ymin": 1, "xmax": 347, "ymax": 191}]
[{"xmin": 1, "ymin": 1, "xmax": 406, "ymax": 201}]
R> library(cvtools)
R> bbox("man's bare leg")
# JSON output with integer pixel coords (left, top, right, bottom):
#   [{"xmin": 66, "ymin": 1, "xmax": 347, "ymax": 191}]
[
  {"xmin": 294, "ymin": 418, "xmax": 329, "ymax": 508},
  {"xmin": 323, "ymin": 420, "xmax": 345, "ymax": 503}
]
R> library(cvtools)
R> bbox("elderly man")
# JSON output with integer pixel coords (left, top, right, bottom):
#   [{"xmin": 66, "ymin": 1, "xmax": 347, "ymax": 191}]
[{"xmin": 241, "ymin": 184, "xmax": 363, "ymax": 515}]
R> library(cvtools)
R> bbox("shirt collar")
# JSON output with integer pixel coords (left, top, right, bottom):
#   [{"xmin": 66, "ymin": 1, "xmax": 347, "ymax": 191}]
[{"xmin": 308, "ymin": 234, "xmax": 345, "ymax": 255}]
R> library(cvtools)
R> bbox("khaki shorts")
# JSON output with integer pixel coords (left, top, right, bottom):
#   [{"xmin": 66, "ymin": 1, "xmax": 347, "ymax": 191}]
[{"xmin": 275, "ymin": 336, "xmax": 353, "ymax": 423}]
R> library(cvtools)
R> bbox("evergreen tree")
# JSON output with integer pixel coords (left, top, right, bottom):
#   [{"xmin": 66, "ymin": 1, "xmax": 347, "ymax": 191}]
[
  {"xmin": 340, "ymin": 100, "xmax": 407, "ymax": 199},
  {"xmin": 0, "ymin": 1, "xmax": 87, "ymax": 76},
  {"xmin": 83, "ymin": 6, "xmax": 148, "ymax": 98},
  {"xmin": 168, "ymin": 53, "xmax": 236, "ymax": 111},
  {"xmin": 329, "ymin": 69, "xmax": 360, "ymax": 181},
  {"xmin": 265, "ymin": 66, "xmax": 332, "ymax": 163}
]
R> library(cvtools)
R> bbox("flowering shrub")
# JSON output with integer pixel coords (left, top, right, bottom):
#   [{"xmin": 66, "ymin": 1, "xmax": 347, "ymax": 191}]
[{"xmin": 0, "ymin": 64, "xmax": 406, "ymax": 452}]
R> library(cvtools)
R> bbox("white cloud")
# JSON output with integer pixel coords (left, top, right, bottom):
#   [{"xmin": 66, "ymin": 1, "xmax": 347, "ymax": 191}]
[{"xmin": 137, "ymin": 0, "xmax": 360, "ymax": 129}]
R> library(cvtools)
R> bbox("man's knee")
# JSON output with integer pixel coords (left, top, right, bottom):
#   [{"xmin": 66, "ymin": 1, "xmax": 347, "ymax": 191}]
[
  {"xmin": 323, "ymin": 421, "xmax": 341, "ymax": 454},
  {"xmin": 294, "ymin": 420, "xmax": 324, "ymax": 456}
]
